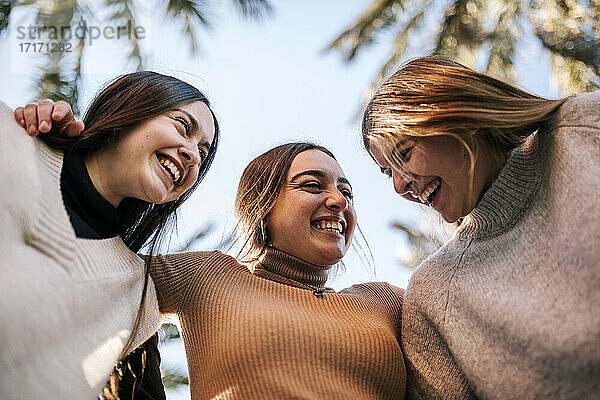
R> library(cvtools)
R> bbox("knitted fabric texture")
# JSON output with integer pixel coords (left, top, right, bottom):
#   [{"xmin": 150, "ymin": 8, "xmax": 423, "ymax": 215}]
[
  {"xmin": 0, "ymin": 102, "xmax": 162, "ymax": 399},
  {"xmin": 150, "ymin": 247, "xmax": 406, "ymax": 399},
  {"xmin": 401, "ymin": 92, "xmax": 600, "ymax": 400}
]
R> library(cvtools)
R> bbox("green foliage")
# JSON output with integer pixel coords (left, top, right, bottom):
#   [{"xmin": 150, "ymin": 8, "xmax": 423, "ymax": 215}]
[
  {"xmin": 327, "ymin": 0, "xmax": 600, "ymax": 98},
  {"xmin": 1, "ymin": 0, "xmax": 273, "ymax": 112},
  {"xmin": 390, "ymin": 209, "xmax": 455, "ymax": 270},
  {"xmin": 161, "ymin": 366, "xmax": 189, "ymax": 389},
  {"xmin": 0, "ymin": 0, "xmax": 11, "ymax": 34}
]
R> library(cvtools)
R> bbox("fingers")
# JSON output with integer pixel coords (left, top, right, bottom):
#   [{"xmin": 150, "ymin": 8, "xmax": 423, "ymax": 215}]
[
  {"xmin": 37, "ymin": 100, "xmax": 55, "ymax": 133},
  {"xmin": 51, "ymin": 100, "xmax": 74, "ymax": 124},
  {"xmin": 23, "ymin": 103, "xmax": 40, "ymax": 136},
  {"xmin": 65, "ymin": 120, "xmax": 85, "ymax": 137},
  {"xmin": 14, "ymin": 107, "xmax": 26, "ymax": 130},
  {"xmin": 13, "ymin": 100, "xmax": 80, "ymax": 138}
]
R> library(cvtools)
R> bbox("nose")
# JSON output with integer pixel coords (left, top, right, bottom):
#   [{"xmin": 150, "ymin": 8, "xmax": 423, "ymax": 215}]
[
  {"xmin": 179, "ymin": 143, "xmax": 201, "ymax": 166},
  {"xmin": 325, "ymin": 190, "xmax": 349, "ymax": 211},
  {"xmin": 392, "ymin": 169, "xmax": 413, "ymax": 195}
]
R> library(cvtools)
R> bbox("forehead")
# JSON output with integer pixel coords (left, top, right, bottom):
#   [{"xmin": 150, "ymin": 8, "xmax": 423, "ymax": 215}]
[
  {"xmin": 369, "ymin": 139, "xmax": 396, "ymax": 167},
  {"xmin": 178, "ymin": 100, "xmax": 216, "ymax": 144},
  {"xmin": 288, "ymin": 149, "xmax": 346, "ymax": 180}
]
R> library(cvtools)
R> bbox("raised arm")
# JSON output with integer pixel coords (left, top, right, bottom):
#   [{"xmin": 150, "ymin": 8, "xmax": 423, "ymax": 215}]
[
  {"xmin": 147, "ymin": 251, "xmax": 216, "ymax": 315},
  {"xmin": 14, "ymin": 100, "xmax": 84, "ymax": 137}
]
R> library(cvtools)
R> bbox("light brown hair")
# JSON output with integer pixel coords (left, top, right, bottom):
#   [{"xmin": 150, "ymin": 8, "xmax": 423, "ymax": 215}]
[
  {"xmin": 362, "ymin": 55, "xmax": 567, "ymax": 175},
  {"xmin": 234, "ymin": 142, "xmax": 373, "ymax": 274},
  {"xmin": 234, "ymin": 143, "xmax": 336, "ymax": 261}
]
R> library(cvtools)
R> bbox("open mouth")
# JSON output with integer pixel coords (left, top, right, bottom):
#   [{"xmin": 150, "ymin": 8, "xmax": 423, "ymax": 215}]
[
  {"xmin": 157, "ymin": 154, "xmax": 183, "ymax": 185},
  {"xmin": 311, "ymin": 219, "xmax": 345, "ymax": 236},
  {"xmin": 412, "ymin": 178, "xmax": 441, "ymax": 206}
]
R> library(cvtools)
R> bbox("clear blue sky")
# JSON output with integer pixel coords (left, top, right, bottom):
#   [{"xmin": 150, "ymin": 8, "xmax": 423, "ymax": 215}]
[{"xmin": 0, "ymin": 2, "xmax": 557, "ymax": 396}]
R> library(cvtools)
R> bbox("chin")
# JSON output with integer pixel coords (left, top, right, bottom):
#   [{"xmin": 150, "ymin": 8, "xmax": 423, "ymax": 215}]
[
  {"xmin": 441, "ymin": 213, "xmax": 459, "ymax": 223},
  {"xmin": 312, "ymin": 246, "xmax": 345, "ymax": 266}
]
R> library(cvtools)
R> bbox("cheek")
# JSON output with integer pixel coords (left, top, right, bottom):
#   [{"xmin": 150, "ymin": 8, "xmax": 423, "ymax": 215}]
[
  {"xmin": 411, "ymin": 152, "xmax": 442, "ymax": 174},
  {"xmin": 345, "ymin": 208, "xmax": 357, "ymax": 239},
  {"xmin": 183, "ymin": 168, "xmax": 200, "ymax": 192}
]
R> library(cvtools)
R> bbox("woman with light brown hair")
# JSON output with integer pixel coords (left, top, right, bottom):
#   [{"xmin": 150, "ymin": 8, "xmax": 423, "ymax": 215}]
[
  {"xmin": 147, "ymin": 142, "xmax": 407, "ymax": 399},
  {"xmin": 362, "ymin": 55, "xmax": 600, "ymax": 399}
]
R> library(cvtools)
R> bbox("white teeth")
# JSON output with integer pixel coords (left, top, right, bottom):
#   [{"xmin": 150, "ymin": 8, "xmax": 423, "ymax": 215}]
[
  {"xmin": 418, "ymin": 179, "xmax": 441, "ymax": 204},
  {"xmin": 158, "ymin": 156, "xmax": 181, "ymax": 182},
  {"xmin": 313, "ymin": 220, "xmax": 343, "ymax": 234}
]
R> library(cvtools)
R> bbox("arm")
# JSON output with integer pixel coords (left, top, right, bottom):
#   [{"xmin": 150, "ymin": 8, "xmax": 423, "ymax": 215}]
[
  {"xmin": 146, "ymin": 251, "xmax": 215, "ymax": 315},
  {"xmin": 14, "ymin": 100, "xmax": 84, "ymax": 137},
  {"xmin": 401, "ymin": 291, "xmax": 476, "ymax": 400}
]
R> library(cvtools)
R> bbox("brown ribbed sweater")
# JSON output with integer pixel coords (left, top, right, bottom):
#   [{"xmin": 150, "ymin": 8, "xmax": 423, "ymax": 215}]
[
  {"xmin": 150, "ymin": 248, "xmax": 406, "ymax": 399},
  {"xmin": 402, "ymin": 92, "xmax": 600, "ymax": 399}
]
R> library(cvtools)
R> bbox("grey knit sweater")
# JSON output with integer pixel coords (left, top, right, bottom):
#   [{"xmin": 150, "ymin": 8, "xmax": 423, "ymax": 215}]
[
  {"xmin": 0, "ymin": 102, "xmax": 162, "ymax": 399},
  {"xmin": 401, "ymin": 92, "xmax": 600, "ymax": 399}
]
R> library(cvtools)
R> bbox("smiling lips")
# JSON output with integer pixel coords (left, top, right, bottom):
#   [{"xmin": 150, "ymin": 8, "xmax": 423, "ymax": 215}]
[
  {"xmin": 311, "ymin": 219, "xmax": 345, "ymax": 235},
  {"xmin": 157, "ymin": 154, "xmax": 184, "ymax": 185},
  {"xmin": 410, "ymin": 178, "xmax": 441, "ymax": 205}
]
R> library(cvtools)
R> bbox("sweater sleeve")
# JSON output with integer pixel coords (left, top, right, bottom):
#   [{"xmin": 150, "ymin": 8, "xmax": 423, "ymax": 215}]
[
  {"xmin": 402, "ymin": 283, "xmax": 476, "ymax": 400},
  {"xmin": 148, "ymin": 251, "xmax": 217, "ymax": 315}
]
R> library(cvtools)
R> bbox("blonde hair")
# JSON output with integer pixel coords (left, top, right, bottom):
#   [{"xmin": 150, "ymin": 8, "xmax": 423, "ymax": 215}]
[{"xmin": 362, "ymin": 55, "xmax": 567, "ymax": 174}]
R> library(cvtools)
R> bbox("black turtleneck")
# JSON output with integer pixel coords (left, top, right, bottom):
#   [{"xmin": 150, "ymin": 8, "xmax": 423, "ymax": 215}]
[
  {"xmin": 59, "ymin": 149, "xmax": 166, "ymax": 400},
  {"xmin": 60, "ymin": 149, "xmax": 121, "ymax": 239}
]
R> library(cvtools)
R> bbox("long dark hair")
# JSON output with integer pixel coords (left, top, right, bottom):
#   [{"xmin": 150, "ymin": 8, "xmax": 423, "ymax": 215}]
[{"xmin": 40, "ymin": 71, "xmax": 220, "ymax": 392}]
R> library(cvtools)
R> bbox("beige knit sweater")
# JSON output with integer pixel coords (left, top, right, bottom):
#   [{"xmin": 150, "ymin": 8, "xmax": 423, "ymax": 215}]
[
  {"xmin": 149, "ymin": 247, "xmax": 406, "ymax": 399},
  {"xmin": 0, "ymin": 102, "xmax": 161, "ymax": 399},
  {"xmin": 402, "ymin": 92, "xmax": 600, "ymax": 399}
]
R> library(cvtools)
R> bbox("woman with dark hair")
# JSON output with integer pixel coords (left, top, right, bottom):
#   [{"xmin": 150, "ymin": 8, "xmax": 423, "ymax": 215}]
[
  {"xmin": 145, "ymin": 142, "xmax": 407, "ymax": 399},
  {"xmin": 362, "ymin": 55, "xmax": 600, "ymax": 399},
  {"xmin": 0, "ymin": 71, "xmax": 219, "ymax": 400}
]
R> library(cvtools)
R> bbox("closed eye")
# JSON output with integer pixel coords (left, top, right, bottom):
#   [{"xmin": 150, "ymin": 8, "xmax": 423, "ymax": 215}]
[
  {"xmin": 174, "ymin": 117, "xmax": 190, "ymax": 135},
  {"xmin": 399, "ymin": 146, "xmax": 412, "ymax": 161},
  {"xmin": 198, "ymin": 148, "xmax": 207, "ymax": 163},
  {"xmin": 302, "ymin": 182, "xmax": 322, "ymax": 192},
  {"xmin": 340, "ymin": 188, "xmax": 353, "ymax": 200}
]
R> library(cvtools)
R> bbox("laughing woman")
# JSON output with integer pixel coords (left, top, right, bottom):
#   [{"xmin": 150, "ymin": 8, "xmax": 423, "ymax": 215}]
[
  {"xmin": 149, "ymin": 142, "xmax": 407, "ymax": 399},
  {"xmin": 0, "ymin": 72, "xmax": 218, "ymax": 400},
  {"xmin": 362, "ymin": 55, "xmax": 600, "ymax": 399}
]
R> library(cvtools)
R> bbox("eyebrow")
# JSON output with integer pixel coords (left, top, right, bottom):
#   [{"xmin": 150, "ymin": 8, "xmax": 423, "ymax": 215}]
[
  {"xmin": 290, "ymin": 169, "xmax": 352, "ymax": 189},
  {"xmin": 175, "ymin": 108, "xmax": 211, "ymax": 152}
]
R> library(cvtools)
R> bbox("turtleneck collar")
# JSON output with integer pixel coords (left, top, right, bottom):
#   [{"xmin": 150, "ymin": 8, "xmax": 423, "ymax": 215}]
[
  {"xmin": 252, "ymin": 247, "xmax": 333, "ymax": 291},
  {"xmin": 61, "ymin": 148, "xmax": 122, "ymax": 239},
  {"xmin": 458, "ymin": 127, "xmax": 547, "ymax": 240}
]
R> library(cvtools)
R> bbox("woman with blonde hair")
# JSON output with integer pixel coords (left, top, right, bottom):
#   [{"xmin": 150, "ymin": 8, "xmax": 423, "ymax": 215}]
[{"xmin": 362, "ymin": 55, "xmax": 600, "ymax": 399}]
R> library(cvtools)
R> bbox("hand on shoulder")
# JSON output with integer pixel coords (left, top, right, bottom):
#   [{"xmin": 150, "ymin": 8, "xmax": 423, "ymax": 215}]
[{"xmin": 13, "ymin": 100, "xmax": 84, "ymax": 137}]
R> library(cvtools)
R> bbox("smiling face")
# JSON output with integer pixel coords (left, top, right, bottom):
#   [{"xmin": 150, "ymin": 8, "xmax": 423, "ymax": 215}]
[
  {"xmin": 86, "ymin": 100, "xmax": 215, "ymax": 206},
  {"xmin": 370, "ymin": 134, "xmax": 505, "ymax": 223},
  {"xmin": 266, "ymin": 149, "xmax": 356, "ymax": 266}
]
